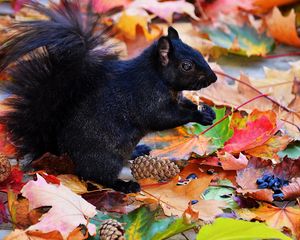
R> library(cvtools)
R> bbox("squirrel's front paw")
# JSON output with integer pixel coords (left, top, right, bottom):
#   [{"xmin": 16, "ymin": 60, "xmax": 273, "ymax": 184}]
[{"xmin": 193, "ymin": 105, "xmax": 215, "ymax": 126}]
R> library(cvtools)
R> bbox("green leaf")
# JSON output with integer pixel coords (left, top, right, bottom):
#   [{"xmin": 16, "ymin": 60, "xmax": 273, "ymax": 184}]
[
  {"xmin": 120, "ymin": 206, "xmax": 194, "ymax": 240},
  {"xmin": 202, "ymin": 24, "xmax": 275, "ymax": 57},
  {"xmin": 192, "ymin": 107, "xmax": 233, "ymax": 150},
  {"xmin": 197, "ymin": 218, "xmax": 291, "ymax": 240},
  {"xmin": 278, "ymin": 141, "xmax": 300, "ymax": 159},
  {"xmin": 203, "ymin": 179, "xmax": 238, "ymax": 209}
]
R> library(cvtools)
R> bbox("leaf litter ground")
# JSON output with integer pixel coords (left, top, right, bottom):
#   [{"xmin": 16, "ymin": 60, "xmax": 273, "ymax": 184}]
[{"xmin": 0, "ymin": 0, "xmax": 300, "ymax": 240}]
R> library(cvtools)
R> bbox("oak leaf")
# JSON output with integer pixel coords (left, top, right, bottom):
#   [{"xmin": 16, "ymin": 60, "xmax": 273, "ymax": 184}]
[
  {"xmin": 217, "ymin": 152, "xmax": 248, "ymax": 170},
  {"xmin": 21, "ymin": 174, "xmax": 97, "ymax": 238}
]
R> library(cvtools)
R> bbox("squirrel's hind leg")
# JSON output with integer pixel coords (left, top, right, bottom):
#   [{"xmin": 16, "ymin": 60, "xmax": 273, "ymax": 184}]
[{"xmin": 74, "ymin": 152, "xmax": 140, "ymax": 193}]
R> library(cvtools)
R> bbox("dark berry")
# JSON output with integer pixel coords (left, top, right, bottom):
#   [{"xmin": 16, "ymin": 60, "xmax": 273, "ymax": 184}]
[
  {"xmin": 283, "ymin": 180, "xmax": 289, "ymax": 186},
  {"xmin": 262, "ymin": 174, "xmax": 271, "ymax": 181},
  {"xmin": 273, "ymin": 193, "xmax": 284, "ymax": 200},
  {"xmin": 207, "ymin": 169, "xmax": 214, "ymax": 175},
  {"xmin": 273, "ymin": 189, "xmax": 283, "ymax": 194},
  {"xmin": 190, "ymin": 200, "xmax": 199, "ymax": 205},
  {"xmin": 186, "ymin": 173, "xmax": 198, "ymax": 180},
  {"xmin": 268, "ymin": 178, "xmax": 276, "ymax": 188},
  {"xmin": 256, "ymin": 178, "xmax": 264, "ymax": 185},
  {"xmin": 258, "ymin": 182, "xmax": 268, "ymax": 189}
]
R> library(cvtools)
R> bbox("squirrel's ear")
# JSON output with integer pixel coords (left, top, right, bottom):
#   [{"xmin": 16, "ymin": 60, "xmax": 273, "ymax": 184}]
[
  {"xmin": 168, "ymin": 26, "xmax": 179, "ymax": 39},
  {"xmin": 157, "ymin": 37, "xmax": 171, "ymax": 66}
]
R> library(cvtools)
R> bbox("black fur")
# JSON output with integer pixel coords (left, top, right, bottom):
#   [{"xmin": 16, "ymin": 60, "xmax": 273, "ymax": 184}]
[{"xmin": 0, "ymin": 1, "xmax": 217, "ymax": 193}]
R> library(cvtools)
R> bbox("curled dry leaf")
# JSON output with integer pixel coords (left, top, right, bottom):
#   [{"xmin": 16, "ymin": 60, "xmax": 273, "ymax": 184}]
[
  {"xmin": 281, "ymin": 178, "xmax": 300, "ymax": 200},
  {"xmin": 266, "ymin": 8, "xmax": 300, "ymax": 48},
  {"xmin": 21, "ymin": 174, "xmax": 97, "ymax": 238},
  {"xmin": 217, "ymin": 152, "xmax": 248, "ymax": 170},
  {"xmin": 4, "ymin": 229, "xmax": 64, "ymax": 240}
]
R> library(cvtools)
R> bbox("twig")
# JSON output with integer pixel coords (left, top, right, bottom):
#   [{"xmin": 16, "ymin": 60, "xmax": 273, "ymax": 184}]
[{"xmin": 181, "ymin": 232, "xmax": 190, "ymax": 240}]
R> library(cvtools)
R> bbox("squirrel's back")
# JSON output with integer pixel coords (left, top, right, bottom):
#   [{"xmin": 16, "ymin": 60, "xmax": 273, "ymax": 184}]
[{"xmin": 0, "ymin": 0, "xmax": 117, "ymax": 157}]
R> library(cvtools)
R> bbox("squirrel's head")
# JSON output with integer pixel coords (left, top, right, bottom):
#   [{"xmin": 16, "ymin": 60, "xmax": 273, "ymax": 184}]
[{"xmin": 156, "ymin": 27, "xmax": 217, "ymax": 91}]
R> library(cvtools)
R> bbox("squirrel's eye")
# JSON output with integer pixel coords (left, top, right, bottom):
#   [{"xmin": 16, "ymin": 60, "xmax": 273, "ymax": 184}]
[{"xmin": 180, "ymin": 61, "xmax": 193, "ymax": 72}]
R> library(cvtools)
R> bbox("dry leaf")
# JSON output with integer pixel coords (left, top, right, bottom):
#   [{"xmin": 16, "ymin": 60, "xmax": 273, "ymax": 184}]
[
  {"xmin": 266, "ymin": 8, "xmax": 300, "ymax": 47},
  {"xmin": 57, "ymin": 174, "xmax": 87, "ymax": 194},
  {"xmin": 21, "ymin": 175, "xmax": 97, "ymax": 238},
  {"xmin": 250, "ymin": 203, "xmax": 300, "ymax": 237},
  {"xmin": 217, "ymin": 152, "xmax": 248, "ymax": 170}
]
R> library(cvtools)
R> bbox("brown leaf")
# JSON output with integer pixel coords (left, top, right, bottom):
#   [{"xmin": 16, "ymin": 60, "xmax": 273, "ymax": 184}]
[
  {"xmin": 31, "ymin": 152, "xmax": 75, "ymax": 175},
  {"xmin": 218, "ymin": 152, "xmax": 248, "ymax": 170},
  {"xmin": 57, "ymin": 174, "xmax": 87, "ymax": 194},
  {"xmin": 82, "ymin": 190, "xmax": 130, "ymax": 214},
  {"xmin": 281, "ymin": 178, "xmax": 300, "ymax": 200}
]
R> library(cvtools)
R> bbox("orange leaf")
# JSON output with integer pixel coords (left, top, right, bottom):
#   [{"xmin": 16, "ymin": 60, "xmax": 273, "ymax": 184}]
[
  {"xmin": 250, "ymin": 203, "xmax": 300, "ymax": 237},
  {"xmin": 143, "ymin": 126, "xmax": 213, "ymax": 160},
  {"xmin": 218, "ymin": 152, "xmax": 248, "ymax": 170},
  {"xmin": 252, "ymin": 0, "xmax": 299, "ymax": 13},
  {"xmin": 266, "ymin": 7, "xmax": 300, "ymax": 48},
  {"xmin": 138, "ymin": 175, "xmax": 226, "ymax": 221},
  {"xmin": 245, "ymin": 135, "xmax": 291, "ymax": 161},
  {"xmin": 223, "ymin": 111, "xmax": 277, "ymax": 153},
  {"xmin": 27, "ymin": 230, "xmax": 64, "ymax": 240}
]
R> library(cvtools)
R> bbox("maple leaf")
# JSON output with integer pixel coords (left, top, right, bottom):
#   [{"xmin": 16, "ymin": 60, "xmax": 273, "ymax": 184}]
[
  {"xmin": 245, "ymin": 135, "xmax": 291, "ymax": 161},
  {"xmin": 57, "ymin": 174, "xmax": 87, "ymax": 194},
  {"xmin": 223, "ymin": 110, "xmax": 278, "ymax": 153},
  {"xmin": 217, "ymin": 152, "xmax": 248, "ymax": 170},
  {"xmin": 136, "ymin": 175, "xmax": 226, "ymax": 221},
  {"xmin": 92, "ymin": 0, "xmax": 130, "ymax": 13},
  {"xmin": 115, "ymin": 11, "xmax": 162, "ymax": 41},
  {"xmin": 31, "ymin": 153, "xmax": 75, "ymax": 175},
  {"xmin": 0, "ymin": 166, "xmax": 25, "ymax": 193},
  {"xmin": 266, "ymin": 8, "xmax": 300, "ymax": 48},
  {"xmin": 20, "ymin": 174, "xmax": 97, "ymax": 238},
  {"xmin": 202, "ymin": 23, "xmax": 275, "ymax": 56},
  {"xmin": 250, "ymin": 203, "xmax": 300, "ymax": 238},
  {"xmin": 142, "ymin": 125, "xmax": 213, "ymax": 160},
  {"xmin": 128, "ymin": 0, "xmax": 198, "ymax": 23},
  {"xmin": 236, "ymin": 158, "xmax": 274, "ymax": 202},
  {"xmin": 82, "ymin": 190, "xmax": 130, "ymax": 214}
]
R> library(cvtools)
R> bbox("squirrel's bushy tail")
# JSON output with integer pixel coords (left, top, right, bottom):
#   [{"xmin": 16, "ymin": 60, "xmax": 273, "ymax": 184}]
[{"xmin": 0, "ymin": 0, "xmax": 117, "ymax": 157}]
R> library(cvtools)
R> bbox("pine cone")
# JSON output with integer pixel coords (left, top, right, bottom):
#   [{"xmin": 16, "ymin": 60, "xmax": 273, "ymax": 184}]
[
  {"xmin": 131, "ymin": 155, "xmax": 180, "ymax": 181},
  {"xmin": 99, "ymin": 219, "xmax": 125, "ymax": 240},
  {"xmin": 0, "ymin": 153, "xmax": 11, "ymax": 182}
]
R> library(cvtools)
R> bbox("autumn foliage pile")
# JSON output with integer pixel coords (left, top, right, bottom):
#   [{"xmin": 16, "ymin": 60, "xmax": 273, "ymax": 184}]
[{"xmin": 0, "ymin": 0, "xmax": 299, "ymax": 239}]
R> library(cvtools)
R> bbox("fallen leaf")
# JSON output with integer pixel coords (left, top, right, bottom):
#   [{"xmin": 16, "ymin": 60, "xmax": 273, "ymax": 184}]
[
  {"xmin": 142, "ymin": 125, "xmax": 213, "ymax": 160},
  {"xmin": 266, "ymin": 7, "xmax": 300, "ymax": 47},
  {"xmin": 245, "ymin": 135, "xmax": 291, "ymax": 161},
  {"xmin": 252, "ymin": 0, "xmax": 299, "ymax": 13},
  {"xmin": 115, "ymin": 11, "xmax": 161, "ymax": 41},
  {"xmin": 217, "ymin": 152, "xmax": 248, "ymax": 170},
  {"xmin": 279, "ymin": 141, "xmax": 300, "ymax": 159},
  {"xmin": 137, "ymin": 175, "xmax": 226, "ymax": 221},
  {"xmin": 82, "ymin": 190, "xmax": 129, "ymax": 214},
  {"xmin": 250, "ymin": 203, "xmax": 300, "ymax": 238},
  {"xmin": 223, "ymin": 110, "xmax": 278, "ymax": 153},
  {"xmin": 57, "ymin": 174, "xmax": 87, "ymax": 194},
  {"xmin": 92, "ymin": 0, "xmax": 131, "ymax": 13},
  {"xmin": 0, "ymin": 166, "xmax": 25, "ymax": 193},
  {"xmin": 129, "ymin": 0, "xmax": 198, "ymax": 23},
  {"xmin": 236, "ymin": 158, "xmax": 274, "ymax": 202},
  {"xmin": 31, "ymin": 152, "xmax": 75, "ymax": 175},
  {"xmin": 281, "ymin": 178, "xmax": 300, "ymax": 200},
  {"xmin": 196, "ymin": 217, "xmax": 291, "ymax": 240},
  {"xmin": 21, "ymin": 174, "xmax": 97, "ymax": 238},
  {"xmin": 4, "ymin": 229, "xmax": 64, "ymax": 240},
  {"xmin": 202, "ymin": 23, "xmax": 275, "ymax": 56}
]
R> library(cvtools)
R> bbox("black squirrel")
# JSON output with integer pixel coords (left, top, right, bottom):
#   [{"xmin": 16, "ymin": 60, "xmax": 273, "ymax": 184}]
[{"xmin": 0, "ymin": 0, "xmax": 217, "ymax": 193}]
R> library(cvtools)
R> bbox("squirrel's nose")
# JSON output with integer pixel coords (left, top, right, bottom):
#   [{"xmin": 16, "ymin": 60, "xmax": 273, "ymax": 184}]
[{"xmin": 207, "ymin": 71, "xmax": 217, "ymax": 83}]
